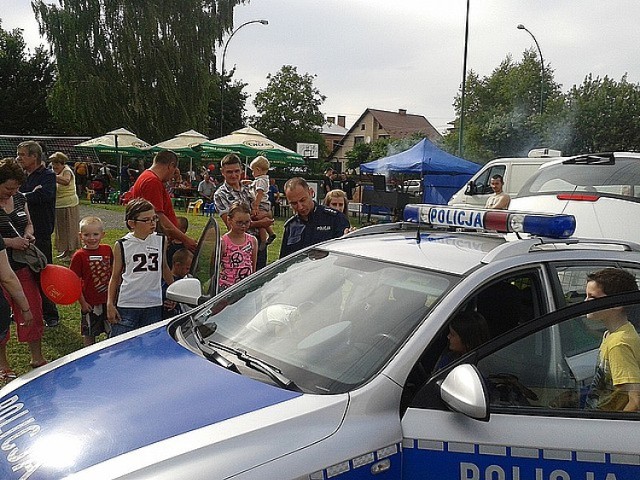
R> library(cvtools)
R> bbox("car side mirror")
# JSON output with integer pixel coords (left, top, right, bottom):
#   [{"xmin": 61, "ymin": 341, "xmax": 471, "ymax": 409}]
[
  {"xmin": 167, "ymin": 278, "xmax": 204, "ymax": 307},
  {"xmin": 465, "ymin": 181, "xmax": 476, "ymax": 195},
  {"xmin": 440, "ymin": 364, "xmax": 489, "ymax": 421}
]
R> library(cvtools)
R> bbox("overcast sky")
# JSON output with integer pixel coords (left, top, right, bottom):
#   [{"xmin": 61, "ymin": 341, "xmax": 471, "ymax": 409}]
[{"xmin": 3, "ymin": 1, "xmax": 640, "ymax": 133}]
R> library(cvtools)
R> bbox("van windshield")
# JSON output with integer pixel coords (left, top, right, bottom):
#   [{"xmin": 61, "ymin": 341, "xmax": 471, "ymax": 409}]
[{"xmin": 519, "ymin": 156, "xmax": 640, "ymax": 198}]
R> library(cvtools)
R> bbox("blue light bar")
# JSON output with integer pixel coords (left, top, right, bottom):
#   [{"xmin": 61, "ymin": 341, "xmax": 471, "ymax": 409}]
[{"xmin": 403, "ymin": 204, "xmax": 576, "ymax": 239}]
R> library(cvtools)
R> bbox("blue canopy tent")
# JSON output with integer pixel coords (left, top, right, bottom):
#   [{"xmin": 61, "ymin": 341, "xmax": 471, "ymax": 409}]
[{"xmin": 360, "ymin": 138, "xmax": 481, "ymax": 204}]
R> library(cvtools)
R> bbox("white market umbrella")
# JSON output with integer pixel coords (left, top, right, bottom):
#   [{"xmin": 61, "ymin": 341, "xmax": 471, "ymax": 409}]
[
  {"xmin": 75, "ymin": 128, "xmax": 151, "ymax": 154},
  {"xmin": 75, "ymin": 128, "xmax": 152, "ymax": 173},
  {"xmin": 152, "ymin": 129, "xmax": 209, "ymax": 151},
  {"xmin": 152, "ymin": 130, "xmax": 209, "ymax": 174},
  {"xmin": 201, "ymin": 127, "xmax": 304, "ymax": 167}
]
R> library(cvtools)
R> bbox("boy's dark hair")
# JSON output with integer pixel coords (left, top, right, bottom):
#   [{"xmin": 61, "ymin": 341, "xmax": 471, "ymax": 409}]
[
  {"xmin": 172, "ymin": 247, "xmax": 193, "ymax": 266},
  {"xmin": 125, "ymin": 198, "xmax": 154, "ymax": 230},
  {"xmin": 450, "ymin": 310, "xmax": 491, "ymax": 352},
  {"xmin": 490, "ymin": 174, "xmax": 504, "ymax": 183},
  {"xmin": 228, "ymin": 201, "xmax": 250, "ymax": 218},
  {"xmin": 176, "ymin": 216, "xmax": 189, "ymax": 232},
  {"xmin": 220, "ymin": 153, "xmax": 241, "ymax": 168},
  {"xmin": 587, "ymin": 268, "xmax": 639, "ymax": 296}
]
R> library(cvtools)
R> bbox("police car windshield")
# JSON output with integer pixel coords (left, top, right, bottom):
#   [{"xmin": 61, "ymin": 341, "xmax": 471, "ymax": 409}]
[{"xmin": 185, "ymin": 249, "xmax": 455, "ymax": 394}]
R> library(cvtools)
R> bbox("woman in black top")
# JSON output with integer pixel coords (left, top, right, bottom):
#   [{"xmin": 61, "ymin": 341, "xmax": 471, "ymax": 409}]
[{"xmin": 0, "ymin": 158, "xmax": 47, "ymax": 378}]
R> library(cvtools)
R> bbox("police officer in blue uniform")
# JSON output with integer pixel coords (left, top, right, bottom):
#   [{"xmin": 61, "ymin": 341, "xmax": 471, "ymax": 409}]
[{"xmin": 280, "ymin": 177, "xmax": 350, "ymax": 258}]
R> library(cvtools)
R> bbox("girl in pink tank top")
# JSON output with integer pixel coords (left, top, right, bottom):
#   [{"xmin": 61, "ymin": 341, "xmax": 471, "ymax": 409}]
[{"xmin": 219, "ymin": 202, "xmax": 258, "ymax": 290}]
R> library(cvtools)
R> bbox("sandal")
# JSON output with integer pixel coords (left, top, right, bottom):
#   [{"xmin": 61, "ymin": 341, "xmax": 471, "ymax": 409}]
[
  {"xmin": 30, "ymin": 361, "xmax": 48, "ymax": 369},
  {"xmin": 0, "ymin": 369, "xmax": 17, "ymax": 382}
]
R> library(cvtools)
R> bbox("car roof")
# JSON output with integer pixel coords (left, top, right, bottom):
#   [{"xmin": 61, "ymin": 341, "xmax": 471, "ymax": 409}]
[
  {"xmin": 539, "ymin": 151, "xmax": 640, "ymax": 169},
  {"xmin": 319, "ymin": 222, "xmax": 640, "ymax": 276},
  {"xmin": 487, "ymin": 156, "xmax": 567, "ymax": 165},
  {"xmin": 322, "ymin": 226, "xmax": 507, "ymax": 275}
]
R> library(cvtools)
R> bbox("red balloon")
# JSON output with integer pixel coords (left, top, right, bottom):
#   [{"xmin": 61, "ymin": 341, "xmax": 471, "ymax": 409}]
[{"xmin": 40, "ymin": 265, "xmax": 82, "ymax": 305}]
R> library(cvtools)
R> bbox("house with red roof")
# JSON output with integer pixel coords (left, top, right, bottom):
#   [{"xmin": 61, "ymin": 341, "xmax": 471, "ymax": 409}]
[{"xmin": 328, "ymin": 108, "xmax": 442, "ymax": 171}]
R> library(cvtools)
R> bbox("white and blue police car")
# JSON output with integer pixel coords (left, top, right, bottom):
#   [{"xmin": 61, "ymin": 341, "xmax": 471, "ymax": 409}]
[{"xmin": 1, "ymin": 205, "xmax": 640, "ymax": 479}]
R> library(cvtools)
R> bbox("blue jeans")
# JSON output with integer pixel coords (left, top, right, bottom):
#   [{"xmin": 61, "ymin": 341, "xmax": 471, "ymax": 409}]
[{"xmin": 110, "ymin": 306, "xmax": 163, "ymax": 337}]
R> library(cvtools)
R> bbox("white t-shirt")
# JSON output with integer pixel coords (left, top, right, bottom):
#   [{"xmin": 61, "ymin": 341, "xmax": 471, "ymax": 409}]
[
  {"xmin": 116, "ymin": 232, "xmax": 165, "ymax": 308},
  {"xmin": 251, "ymin": 175, "xmax": 271, "ymax": 212}
]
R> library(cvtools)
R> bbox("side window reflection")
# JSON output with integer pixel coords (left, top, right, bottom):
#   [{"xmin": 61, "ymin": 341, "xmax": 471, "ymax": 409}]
[
  {"xmin": 553, "ymin": 265, "xmax": 640, "ymax": 308},
  {"xmin": 477, "ymin": 300, "xmax": 640, "ymax": 413}
]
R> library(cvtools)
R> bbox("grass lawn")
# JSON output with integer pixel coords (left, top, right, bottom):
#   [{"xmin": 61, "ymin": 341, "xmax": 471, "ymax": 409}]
[{"xmin": 6, "ymin": 202, "xmax": 290, "ymax": 376}]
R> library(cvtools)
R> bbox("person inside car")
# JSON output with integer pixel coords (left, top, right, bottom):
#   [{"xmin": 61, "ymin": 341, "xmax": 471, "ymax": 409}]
[
  {"xmin": 435, "ymin": 310, "xmax": 491, "ymax": 370},
  {"xmin": 485, "ymin": 174, "xmax": 511, "ymax": 209},
  {"xmin": 585, "ymin": 268, "xmax": 640, "ymax": 412}
]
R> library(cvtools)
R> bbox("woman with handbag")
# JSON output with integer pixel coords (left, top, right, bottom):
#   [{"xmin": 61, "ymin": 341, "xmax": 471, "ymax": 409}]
[{"xmin": 0, "ymin": 158, "xmax": 47, "ymax": 377}]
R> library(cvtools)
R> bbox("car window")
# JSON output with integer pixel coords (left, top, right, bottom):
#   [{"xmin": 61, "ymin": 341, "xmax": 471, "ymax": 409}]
[
  {"xmin": 508, "ymin": 163, "xmax": 543, "ymax": 192},
  {"xmin": 550, "ymin": 264, "xmax": 640, "ymax": 308},
  {"xmin": 520, "ymin": 157, "xmax": 640, "ymax": 198},
  {"xmin": 475, "ymin": 165, "xmax": 506, "ymax": 195},
  {"xmin": 188, "ymin": 249, "xmax": 456, "ymax": 394},
  {"xmin": 477, "ymin": 298, "xmax": 640, "ymax": 416},
  {"xmin": 190, "ymin": 216, "xmax": 221, "ymax": 297},
  {"xmin": 402, "ymin": 270, "xmax": 545, "ymax": 410}
]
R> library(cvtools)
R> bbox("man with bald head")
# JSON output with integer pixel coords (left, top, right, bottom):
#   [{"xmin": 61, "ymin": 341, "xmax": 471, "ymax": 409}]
[{"xmin": 280, "ymin": 177, "xmax": 349, "ymax": 258}]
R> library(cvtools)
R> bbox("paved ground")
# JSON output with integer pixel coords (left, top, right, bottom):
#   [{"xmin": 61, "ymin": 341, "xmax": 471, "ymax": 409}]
[{"xmin": 78, "ymin": 203, "xmax": 124, "ymax": 229}]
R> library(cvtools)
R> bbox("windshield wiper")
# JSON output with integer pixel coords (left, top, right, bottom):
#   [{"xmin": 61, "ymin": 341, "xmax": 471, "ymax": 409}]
[
  {"xmin": 190, "ymin": 319, "xmax": 238, "ymax": 372},
  {"xmin": 190, "ymin": 318, "xmax": 301, "ymax": 391},
  {"xmin": 206, "ymin": 339, "xmax": 302, "ymax": 392}
]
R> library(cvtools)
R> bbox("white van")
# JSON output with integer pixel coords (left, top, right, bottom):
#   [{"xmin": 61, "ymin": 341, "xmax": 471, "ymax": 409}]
[{"xmin": 448, "ymin": 149, "xmax": 566, "ymax": 207}]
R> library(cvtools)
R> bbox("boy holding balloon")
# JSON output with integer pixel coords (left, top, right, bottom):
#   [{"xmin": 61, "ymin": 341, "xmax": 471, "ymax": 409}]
[{"xmin": 70, "ymin": 216, "xmax": 113, "ymax": 346}]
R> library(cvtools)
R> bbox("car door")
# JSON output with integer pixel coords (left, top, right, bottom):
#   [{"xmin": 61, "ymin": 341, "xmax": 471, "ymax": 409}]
[
  {"xmin": 189, "ymin": 216, "xmax": 221, "ymax": 298},
  {"xmin": 401, "ymin": 291, "xmax": 640, "ymax": 480}
]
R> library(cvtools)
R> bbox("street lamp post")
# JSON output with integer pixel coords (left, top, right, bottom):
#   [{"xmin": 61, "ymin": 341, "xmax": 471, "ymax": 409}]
[
  {"xmin": 219, "ymin": 19, "xmax": 268, "ymax": 137},
  {"xmin": 458, "ymin": 0, "xmax": 471, "ymax": 157},
  {"xmin": 517, "ymin": 23, "xmax": 545, "ymax": 114}
]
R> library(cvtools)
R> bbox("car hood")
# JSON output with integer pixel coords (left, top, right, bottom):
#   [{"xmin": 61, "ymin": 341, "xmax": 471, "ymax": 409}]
[{"xmin": 0, "ymin": 326, "xmax": 342, "ymax": 479}]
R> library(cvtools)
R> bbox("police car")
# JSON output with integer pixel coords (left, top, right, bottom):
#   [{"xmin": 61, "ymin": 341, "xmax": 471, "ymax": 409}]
[{"xmin": 2, "ymin": 205, "xmax": 640, "ymax": 479}]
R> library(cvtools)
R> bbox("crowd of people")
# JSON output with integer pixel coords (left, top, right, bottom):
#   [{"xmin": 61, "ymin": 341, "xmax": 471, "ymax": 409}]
[
  {"xmin": 0, "ymin": 147, "xmax": 355, "ymax": 381},
  {"xmin": 0, "ymin": 144, "xmax": 639, "ymax": 414}
]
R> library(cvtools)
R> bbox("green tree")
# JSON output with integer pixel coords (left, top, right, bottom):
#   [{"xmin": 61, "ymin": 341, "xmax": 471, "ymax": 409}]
[
  {"xmin": 32, "ymin": 0, "xmax": 244, "ymax": 142},
  {"xmin": 0, "ymin": 21, "xmax": 57, "ymax": 134},
  {"xmin": 251, "ymin": 65, "xmax": 326, "ymax": 152},
  {"xmin": 445, "ymin": 50, "xmax": 563, "ymax": 163},
  {"xmin": 559, "ymin": 74, "xmax": 640, "ymax": 154},
  {"xmin": 345, "ymin": 143, "xmax": 373, "ymax": 171},
  {"xmin": 207, "ymin": 68, "xmax": 248, "ymax": 137}
]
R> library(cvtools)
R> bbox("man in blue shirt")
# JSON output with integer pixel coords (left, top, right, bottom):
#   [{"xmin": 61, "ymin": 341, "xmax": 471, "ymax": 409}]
[
  {"xmin": 17, "ymin": 141, "xmax": 59, "ymax": 327},
  {"xmin": 280, "ymin": 177, "xmax": 350, "ymax": 258}
]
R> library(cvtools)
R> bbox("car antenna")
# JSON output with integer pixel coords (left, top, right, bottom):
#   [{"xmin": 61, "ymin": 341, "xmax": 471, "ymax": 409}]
[
  {"xmin": 560, "ymin": 184, "xmax": 578, "ymax": 215},
  {"xmin": 416, "ymin": 207, "xmax": 421, "ymax": 244}
]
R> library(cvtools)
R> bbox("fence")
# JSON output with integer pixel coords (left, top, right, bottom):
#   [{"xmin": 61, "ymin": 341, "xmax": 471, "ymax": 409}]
[{"xmin": 0, "ymin": 135, "xmax": 95, "ymax": 162}]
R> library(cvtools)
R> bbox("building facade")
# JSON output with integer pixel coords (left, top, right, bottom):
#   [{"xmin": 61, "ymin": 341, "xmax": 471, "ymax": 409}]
[{"xmin": 329, "ymin": 108, "xmax": 442, "ymax": 172}]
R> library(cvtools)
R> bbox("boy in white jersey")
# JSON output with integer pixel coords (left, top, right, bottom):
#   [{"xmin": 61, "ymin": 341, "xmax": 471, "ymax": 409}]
[{"xmin": 107, "ymin": 198, "xmax": 173, "ymax": 337}]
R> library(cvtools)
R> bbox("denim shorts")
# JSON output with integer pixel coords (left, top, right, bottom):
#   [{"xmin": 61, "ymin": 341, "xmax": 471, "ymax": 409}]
[{"xmin": 110, "ymin": 306, "xmax": 163, "ymax": 337}]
